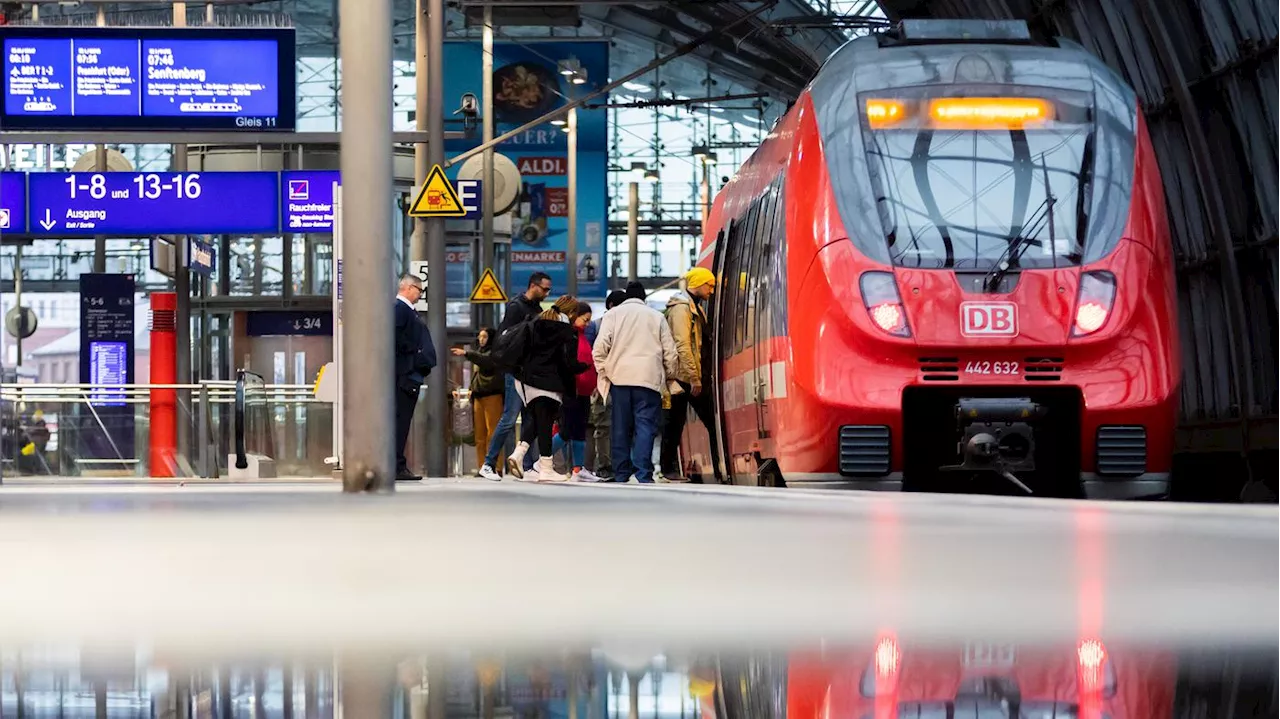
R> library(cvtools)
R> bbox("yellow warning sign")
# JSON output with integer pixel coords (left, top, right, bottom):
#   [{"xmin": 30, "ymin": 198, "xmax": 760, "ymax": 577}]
[
  {"xmin": 469, "ymin": 268, "xmax": 508, "ymax": 304},
  {"xmin": 407, "ymin": 165, "xmax": 466, "ymax": 218}
]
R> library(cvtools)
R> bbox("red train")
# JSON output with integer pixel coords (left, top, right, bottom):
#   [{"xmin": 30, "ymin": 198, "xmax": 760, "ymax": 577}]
[
  {"xmin": 680, "ymin": 19, "xmax": 1180, "ymax": 499},
  {"xmin": 701, "ymin": 638, "xmax": 1179, "ymax": 719}
]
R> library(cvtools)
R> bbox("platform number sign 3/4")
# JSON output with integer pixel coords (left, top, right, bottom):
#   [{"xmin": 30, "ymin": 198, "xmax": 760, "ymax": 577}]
[{"xmin": 961, "ymin": 302, "xmax": 1018, "ymax": 337}]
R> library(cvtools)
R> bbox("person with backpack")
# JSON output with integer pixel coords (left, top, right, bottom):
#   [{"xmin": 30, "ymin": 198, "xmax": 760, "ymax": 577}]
[
  {"xmin": 477, "ymin": 272, "xmax": 552, "ymax": 481},
  {"xmin": 450, "ymin": 326, "xmax": 504, "ymax": 478},
  {"xmin": 505, "ymin": 295, "xmax": 591, "ymax": 482},
  {"xmin": 550, "ymin": 300, "xmax": 598, "ymax": 481}
]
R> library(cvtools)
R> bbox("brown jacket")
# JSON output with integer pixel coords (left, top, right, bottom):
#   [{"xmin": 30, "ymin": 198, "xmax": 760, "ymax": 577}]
[{"xmin": 665, "ymin": 291, "xmax": 706, "ymax": 385}]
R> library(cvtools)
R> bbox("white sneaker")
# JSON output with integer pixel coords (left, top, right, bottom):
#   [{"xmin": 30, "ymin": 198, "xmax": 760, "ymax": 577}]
[
  {"xmin": 575, "ymin": 468, "xmax": 600, "ymax": 482},
  {"xmin": 478, "ymin": 464, "xmax": 501, "ymax": 481},
  {"xmin": 535, "ymin": 456, "xmax": 568, "ymax": 483}
]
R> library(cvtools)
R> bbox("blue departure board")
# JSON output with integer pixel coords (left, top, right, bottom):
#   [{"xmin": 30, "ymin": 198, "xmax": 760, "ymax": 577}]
[
  {"xmin": 28, "ymin": 171, "xmax": 280, "ymax": 236},
  {"xmin": 1, "ymin": 27, "xmax": 295, "ymax": 131}
]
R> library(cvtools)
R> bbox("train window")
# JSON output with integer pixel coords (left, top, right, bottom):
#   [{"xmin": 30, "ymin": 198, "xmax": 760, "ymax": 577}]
[
  {"xmin": 858, "ymin": 88, "xmax": 1095, "ymax": 270},
  {"xmin": 771, "ymin": 177, "xmax": 789, "ymax": 339},
  {"xmin": 721, "ymin": 218, "xmax": 744, "ymax": 360}
]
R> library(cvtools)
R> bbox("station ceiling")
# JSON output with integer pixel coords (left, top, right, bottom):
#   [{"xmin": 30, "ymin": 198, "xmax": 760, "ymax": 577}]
[{"xmin": 17, "ymin": 0, "xmax": 885, "ymax": 107}]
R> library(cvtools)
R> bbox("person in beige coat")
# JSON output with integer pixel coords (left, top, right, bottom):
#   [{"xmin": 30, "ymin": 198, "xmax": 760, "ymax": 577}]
[{"xmin": 592, "ymin": 282, "xmax": 679, "ymax": 483}]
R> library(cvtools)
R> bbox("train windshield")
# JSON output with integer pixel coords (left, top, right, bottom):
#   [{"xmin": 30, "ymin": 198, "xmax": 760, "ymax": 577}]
[{"xmin": 860, "ymin": 88, "xmax": 1094, "ymax": 270}]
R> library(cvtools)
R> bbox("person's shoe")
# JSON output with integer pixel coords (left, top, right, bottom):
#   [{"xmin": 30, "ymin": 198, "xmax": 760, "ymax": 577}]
[
  {"xmin": 478, "ymin": 464, "xmax": 501, "ymax": 482},
  {"xmin": 535, "ymin": 456, "xmax": 569, "ymax": 483},
  {"xmin": 396, "ymin": 473, "xmax": 422, "ymax": 482},
  {"xmin": 574, "ymin": 468, "xmax": 600, "ymax": 482},
  {"xmin": 507, "ymin": 442, "xmax": 530, "ymax": 479}
]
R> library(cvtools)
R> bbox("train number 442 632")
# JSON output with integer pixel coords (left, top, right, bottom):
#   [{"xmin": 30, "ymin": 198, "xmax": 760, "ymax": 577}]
[{"xmin": 964, "ymin": 361, "xmax": 1020, "ymax": 375}]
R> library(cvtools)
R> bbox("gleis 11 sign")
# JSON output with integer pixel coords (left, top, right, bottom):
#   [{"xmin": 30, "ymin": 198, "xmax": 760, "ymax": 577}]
[{"xmin": 1, "ymin": 26, "xmax": 296, "ymax": 131}]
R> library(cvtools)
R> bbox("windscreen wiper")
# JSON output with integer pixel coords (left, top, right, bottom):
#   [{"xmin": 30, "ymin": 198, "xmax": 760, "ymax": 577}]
[{"xmin": 983, "ymin": 156, "xmax": 1056, "ymax": 293}]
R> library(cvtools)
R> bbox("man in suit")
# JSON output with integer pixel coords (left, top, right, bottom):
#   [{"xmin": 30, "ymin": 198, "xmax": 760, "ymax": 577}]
[{"xmin": 394, "ymin": 272, "xmax": 437, "ymax": 481}]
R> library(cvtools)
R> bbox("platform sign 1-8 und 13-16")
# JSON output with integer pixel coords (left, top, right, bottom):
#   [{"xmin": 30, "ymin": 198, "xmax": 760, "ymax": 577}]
[
  {"xmin": 0, "ymin": 170, "xmax": 482, "ymax": 236},
  {"xmin": 0, "ymin": 26, "xmax": 296, "ymax": 131},
  {"xmin": 28, "ymin": 171, "xmax": 280, "ymax": 235}
]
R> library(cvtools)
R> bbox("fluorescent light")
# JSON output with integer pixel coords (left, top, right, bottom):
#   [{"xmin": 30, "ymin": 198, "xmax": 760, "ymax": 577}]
[{"xmin": 622, "ymin": 81, "xmax": 651, "ymax": 92}]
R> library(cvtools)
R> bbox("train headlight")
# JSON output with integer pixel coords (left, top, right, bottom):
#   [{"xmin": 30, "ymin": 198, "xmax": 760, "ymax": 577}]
[
  {"xmin": 859, "ymin": 271, "xmax": 911, "ymax": 338},
  {"xmin": 1072, "ymin": 271, "xmax": 1116, "ymax": 337}
]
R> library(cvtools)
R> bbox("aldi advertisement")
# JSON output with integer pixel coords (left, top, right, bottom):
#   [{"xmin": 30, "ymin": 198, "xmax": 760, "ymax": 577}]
[{"xmin": 443, "ymin": 40, "xmax": 609, "ymax": 299}]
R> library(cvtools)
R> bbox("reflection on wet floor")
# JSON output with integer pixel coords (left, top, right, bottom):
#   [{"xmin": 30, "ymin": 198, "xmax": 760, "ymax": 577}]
[{"xmin": 0, "ymin": 643, "xmax": 1275, "ymax": 719}]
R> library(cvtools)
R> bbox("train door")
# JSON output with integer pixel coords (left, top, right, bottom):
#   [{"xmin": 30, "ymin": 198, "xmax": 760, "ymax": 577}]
[
  {"xmin": 707, "ymin": 222, "xmax": 735, "ymax": 484},
  {"xmin": 748, "ymin": 183, "xmax": 777, "ymax": 443}
]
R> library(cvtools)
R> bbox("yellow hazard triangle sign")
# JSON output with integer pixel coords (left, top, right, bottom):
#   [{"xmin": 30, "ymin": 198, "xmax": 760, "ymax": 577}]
[
  {"xmin": 470, "ymin": 268, "xmax": 508, "ymax": 304},
  {"xmin": 408, "ymin": 165, "xmax": 466, "ymax": 218}
]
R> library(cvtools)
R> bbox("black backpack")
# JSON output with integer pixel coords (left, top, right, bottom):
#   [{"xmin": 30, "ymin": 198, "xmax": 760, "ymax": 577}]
[{"xmin": 489, "ymin": 316, "xmax": 535, "ymax": 372}]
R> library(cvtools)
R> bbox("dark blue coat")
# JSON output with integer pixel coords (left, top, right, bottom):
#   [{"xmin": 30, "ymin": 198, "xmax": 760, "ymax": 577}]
[{"xmin": 394, "ymin": 299, "xmax": 437, "ymax": 392}]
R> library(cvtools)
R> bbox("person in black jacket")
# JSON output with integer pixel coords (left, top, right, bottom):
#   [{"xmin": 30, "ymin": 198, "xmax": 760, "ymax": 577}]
[
  {"xmin": 506, "ymin": 295, "xmax": 590, "ymax": 482},
  {"xmin": 477, "ymin": 272, "xmax": 552, "ymax": 481},
  {"xmin": 450, "ymin": 326, "xmax": 505, "ymax": 479},
  {"xmin": 394, "ymin": 272, "xmax": 437, "ymax": 481}
]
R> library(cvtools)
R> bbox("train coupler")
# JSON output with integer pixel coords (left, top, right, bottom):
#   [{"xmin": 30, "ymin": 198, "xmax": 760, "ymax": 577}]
[{"xmin": 940, "ymin": 397, "xmax": 1047, "ymax": 494}]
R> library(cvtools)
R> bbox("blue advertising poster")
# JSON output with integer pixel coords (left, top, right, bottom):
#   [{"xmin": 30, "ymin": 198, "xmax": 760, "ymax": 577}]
[
  {"xmin": 188, "ymin": 237, "xmax": 216, "ymax": 275},
  {"xmin": 78, "ymin": 273, "xmax": 135, "ymax": 467},
  {"xmin": 28, "ymin": 171, "xmax": 279, "ymax": 236},
  {"xmin": 0, "ymin": 26, "xmax": 296, "ymax": 131},
  {"xmin": 0, "ymin": 172, "xmax": 27, "ymax": 234},
  {"xmin": 443, "ymin": 41, "xmax": 609, "ymax": 298}
]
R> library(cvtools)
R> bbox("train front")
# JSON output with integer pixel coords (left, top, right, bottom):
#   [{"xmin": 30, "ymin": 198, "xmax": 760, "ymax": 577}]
[{"xmin": 799, "ymin": 22, "xmax": 1179, "ymax": 498}]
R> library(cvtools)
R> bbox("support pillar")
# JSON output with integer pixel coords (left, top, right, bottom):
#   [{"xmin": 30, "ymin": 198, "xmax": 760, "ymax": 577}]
[
  {"xmin": 338, "ymin": 0, "xmax": 395, "ymax": 492},
  {"xmin": 149, "ymin": 293, "xmax": 178, "ymax": 477},
  {"xmin": 423, "ymin": 0, "xmax": 448, "ymax": 479}
]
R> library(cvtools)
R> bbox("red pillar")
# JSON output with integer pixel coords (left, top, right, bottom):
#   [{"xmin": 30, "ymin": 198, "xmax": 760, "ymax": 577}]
[{"xmin": 149, "ymin": 293, "xmax": 177, "ymax": 478}]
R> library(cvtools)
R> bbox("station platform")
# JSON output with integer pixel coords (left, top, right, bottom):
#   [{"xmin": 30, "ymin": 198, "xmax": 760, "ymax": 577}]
[{"xmin": 0, "ymin": 478, "xmax": 1273, "ymax": 654}]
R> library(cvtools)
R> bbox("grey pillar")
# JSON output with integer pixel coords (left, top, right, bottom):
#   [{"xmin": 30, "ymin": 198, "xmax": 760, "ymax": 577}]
[
  {"xmin": 338, "ymin": 654, "xmax": 395, "ymax": 718},
  {"xmin": 423, "ymin": 0, "xmax": 448, "ymax": 478},
  {"xmin": 339, "ymin": 0, "xmax": 395, "ymax": 492},
  {"xmin": 92, "ymin": 5, "xmax": 107, "ymax": 274},
  {"xmin": 627, "ymin": 182, "xmax": 639, "ymax": 283},
  {"xmin": 173, "ymin": 2, "xmax": 192, "ymax": 466},
  {"xmin": 410, "ymin": 0, "xmax": 431, "ymax": 476},
  {"xmin": 566, "ymin": 106, "xmax": 578, "ymax": 296},
  {"xmin": 480, "ymin": 6, "xmax": 495, "ymax": 326}
]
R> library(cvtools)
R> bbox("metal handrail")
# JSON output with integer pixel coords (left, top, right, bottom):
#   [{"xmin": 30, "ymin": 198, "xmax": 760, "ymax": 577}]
[{"xmin": 1, "ymin": 383, "xmax": 317, "ymax": 405}]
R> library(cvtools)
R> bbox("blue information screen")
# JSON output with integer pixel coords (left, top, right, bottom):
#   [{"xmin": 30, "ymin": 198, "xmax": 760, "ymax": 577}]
[
  {"xmin": 89, "ymin": 341, "xmax": 129, "ymax": 406},
  {"xmin": 1, "ymin": 27, "xmax": 295, "ymax": 131},
  {"xmin": 0, "ymin": 172, "xmax": 26, "ymax": 234},
  {"xmin": 281, "ymin": 171, "xmax": 340, "ymax": 232},
  {"xmin": 29, "ymin": 171, "xmax": 280, "ymax": 236}
]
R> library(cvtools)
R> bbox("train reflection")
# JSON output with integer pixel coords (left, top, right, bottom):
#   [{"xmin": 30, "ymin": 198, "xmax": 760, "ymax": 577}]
[{"xmin": 0, "ymin": 640, "xmax": 1274, "ymax": 718}]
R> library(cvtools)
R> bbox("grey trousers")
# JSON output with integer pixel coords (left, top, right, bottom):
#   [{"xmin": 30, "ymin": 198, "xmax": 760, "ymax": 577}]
[{"xmin": 588, "ymin": 391, "xmax": 612, "ymax": 476}]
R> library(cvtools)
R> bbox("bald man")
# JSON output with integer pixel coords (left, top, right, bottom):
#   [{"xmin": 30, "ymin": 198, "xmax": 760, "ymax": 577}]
[{"xmin": 393, "ymin": 272, "xmax": 437, "ymax": 480}]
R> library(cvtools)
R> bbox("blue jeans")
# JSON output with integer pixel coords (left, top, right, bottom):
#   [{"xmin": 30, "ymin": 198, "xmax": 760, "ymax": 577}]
[
  {"xmin": 484, "ymin": 375, "xmax": 522, "ymax": 467},
  {"xmin": 483, "ymin": 375, "xmax": 537, "ymax": 471},
  {"xmin": 609, "ymin": 386, "xmax": 661, "ymax": 483}
]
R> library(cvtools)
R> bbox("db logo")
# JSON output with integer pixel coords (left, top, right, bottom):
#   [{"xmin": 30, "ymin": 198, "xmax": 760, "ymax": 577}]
[{"xmin": 961, "ymin": 302, "xmax": 1018, "ymax": 336}]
